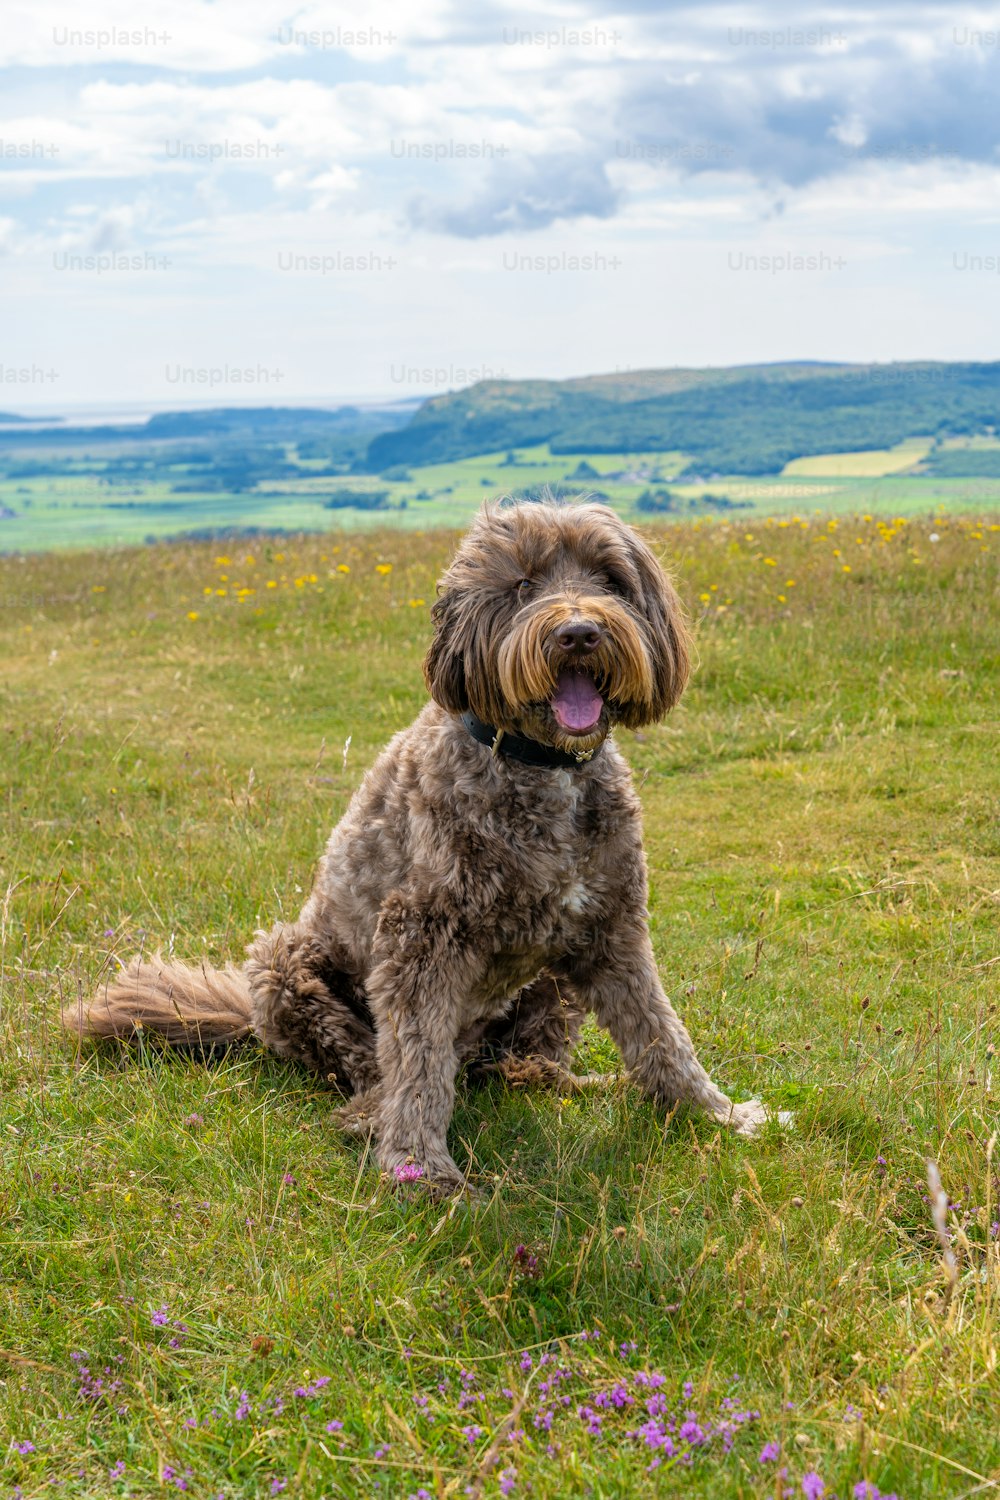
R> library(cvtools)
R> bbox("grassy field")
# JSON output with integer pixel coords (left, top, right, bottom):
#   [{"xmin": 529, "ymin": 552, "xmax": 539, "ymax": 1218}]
[
  {"xmin": 4, "ymin": 443, "xmax": 1000, "ymax": 553},
  {"xmin": 781, "ymin": 440, "xmax": 932, "ymax": 479},
  {"xmin": 1, "ymin": 512, "xmax": 999, "ymax": 1498}
]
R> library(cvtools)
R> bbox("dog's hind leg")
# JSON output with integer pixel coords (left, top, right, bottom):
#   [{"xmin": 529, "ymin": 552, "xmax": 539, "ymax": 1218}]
[
  {"xmin": 245, "ymin": 923, "xmax": 379, "ymax": 1095},
  {"xmin": 465, "ymin": 975, "xmax": 607, "ymax": 1091}
]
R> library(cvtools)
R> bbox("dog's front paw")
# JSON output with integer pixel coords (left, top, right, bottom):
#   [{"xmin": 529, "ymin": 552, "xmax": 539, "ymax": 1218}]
[
  {"xmin": 719, "ymin": 1099, "xmax": 794, "ymax": 1137},
  {"xmin": 381, "ymin": 1150, "xmax": 475, "ymax": 1201}
]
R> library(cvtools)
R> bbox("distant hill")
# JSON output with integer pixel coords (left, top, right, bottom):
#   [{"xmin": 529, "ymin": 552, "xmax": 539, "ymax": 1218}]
[
  {"xmin": 4, "ymin": 370, "xmax": 1000, "ymax": 489},
  {"xmin": 919, "ymin": 446, "xmax": 1000, "ymax": 478},
  {"xmin": 0, "ymin": 404, "xmax": 413, "ymax": 448},
  {"xmin": 366, "ymin": 362, "xmax": 1000, "ymax": 476}
]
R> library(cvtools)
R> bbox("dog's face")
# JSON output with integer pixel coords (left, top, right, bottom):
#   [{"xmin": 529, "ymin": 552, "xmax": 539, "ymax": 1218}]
[{"xmin": 423, "ymin": 501, "xmax": 691, "ymax": 753}]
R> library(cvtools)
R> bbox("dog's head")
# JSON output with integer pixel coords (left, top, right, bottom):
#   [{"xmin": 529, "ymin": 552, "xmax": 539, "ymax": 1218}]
[{"xmin": 423, "ymin": 501, "xmax": 690, "ymax": 754}]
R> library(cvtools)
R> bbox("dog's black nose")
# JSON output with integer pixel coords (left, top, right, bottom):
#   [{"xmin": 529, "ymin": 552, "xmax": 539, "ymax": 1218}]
[{"xmin": 556, "ymin": 620, "xmax": 602, "ymax": 653}]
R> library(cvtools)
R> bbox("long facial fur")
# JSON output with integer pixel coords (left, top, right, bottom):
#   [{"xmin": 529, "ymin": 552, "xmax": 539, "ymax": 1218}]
[{"xmin": 423, "ymin": 501, "xmax": 691, "ymax": 749}]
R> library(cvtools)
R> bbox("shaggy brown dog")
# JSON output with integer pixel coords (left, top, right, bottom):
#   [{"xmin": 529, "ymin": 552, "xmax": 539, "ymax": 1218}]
[{"xmin": 65, "ymin": 501, "xmax": 773, "ymax": 1195}]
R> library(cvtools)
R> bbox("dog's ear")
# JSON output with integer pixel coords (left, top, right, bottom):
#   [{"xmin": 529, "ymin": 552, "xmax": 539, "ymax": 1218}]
[
  {"xmin": 626, "ymin": 530, "xmax": 691, "ymax": 718},
  {"xmin": 422, "ymin": 589, "xmax": 469, "ymax": 712}
]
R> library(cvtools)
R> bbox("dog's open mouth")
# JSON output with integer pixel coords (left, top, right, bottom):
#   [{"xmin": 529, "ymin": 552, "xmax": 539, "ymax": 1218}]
[{"xmin": 550, "ymin": 669, "xmax": 604, "ymax": 734}]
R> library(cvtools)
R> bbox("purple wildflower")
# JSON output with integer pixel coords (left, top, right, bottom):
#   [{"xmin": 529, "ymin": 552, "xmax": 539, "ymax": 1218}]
[
  {"xmin": 293, "ymin": 1375, "xmax": 330, "ymax": 1399},
  {"xmin": 499, "ymin": 1468, "xmax": 517, "ymax": 1496},
  {"xmin": 513, "ymin": 1244, "xmax": 539, "ymax": 1278},
  {"xmin": 577, "ymin": 1405, "xmax": 603, "ymax": 1436},
  {"xmin": 461, "ymin": 1425, "xmax": 483, "ymax": 1444},
  {"xmin": 151, "ymin": 1306, "xmax": 170, "ymax": 1327},
  {"xmin": 109, "ymin": 1460, "xmax": 126, "ymax": 1480},
  {"xmin": 13, "ymin": 1442, "xmax": 35, "ymax": 1455},
  {"xmin": 373, "ymin": 1443, "xmax": 390, "ymax": 1459},
  {"xmin": 282, "ymin": 1173, "xmax": 296, "ymax": 1186},
  {"xmin": 519, "ymin": 1352, "xmax": 532, "ymax": 1372},
  {"xmin": 393, "ymin": 1161, "xmax": 424, "ymax": 1183},
  {"xmin": 183, "ymin": 1113, "xmax": 204, "ymax": 1128},
  {"xmin": 760, "ymin": 1440, "xmax": 781, "ymax": 1463},
  {"xmin": 69, "ymin": 1351, "xmax": 125, "ymax": 1412},
  {"xmin": 629, "ymin": 1417, "xmax": 677, "ymax": 1455},
  {"xmin": 270, "ymin": 1481, "xmax": 287, "ymax": 1496},
  {"xmin": 802, "ymin": 1474, "xmax": 825, "ymax": 1499},
  {"xmin": 594, "ymin": 1382, "xmax": 633, "ymax": 1411},
  {"xmin": 325, "ymin": 1420, "xmax": 344, "ymax": 1433}
]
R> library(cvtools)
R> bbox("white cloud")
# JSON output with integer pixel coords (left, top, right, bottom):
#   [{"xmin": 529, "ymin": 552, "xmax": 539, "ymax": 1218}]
[{"xmin": 2, "ymin": 0, "xmax": 999, "ymax": 400}]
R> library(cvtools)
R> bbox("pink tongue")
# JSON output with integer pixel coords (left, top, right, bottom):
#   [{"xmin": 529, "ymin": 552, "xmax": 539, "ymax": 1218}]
[{"xmin": 550, "ymin": 670, "xmax": 604, "ymax": 732}]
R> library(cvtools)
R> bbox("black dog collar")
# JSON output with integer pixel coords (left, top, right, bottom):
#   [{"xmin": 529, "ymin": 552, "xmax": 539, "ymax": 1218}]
[{"xmin": 461, "ymin": 709, "xmax": 603, "ymax": 769}]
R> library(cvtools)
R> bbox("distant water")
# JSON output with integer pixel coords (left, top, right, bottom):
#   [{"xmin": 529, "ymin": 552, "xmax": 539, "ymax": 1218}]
[{"xmin": 0, "ymin": 395, "xmax": 421, "ymax": 431}]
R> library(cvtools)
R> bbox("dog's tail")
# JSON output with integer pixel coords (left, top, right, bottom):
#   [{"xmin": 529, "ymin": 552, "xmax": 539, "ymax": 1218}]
[{"xmin": 63, "ymin": 955, "xmax": 254, "ymax": 1049}]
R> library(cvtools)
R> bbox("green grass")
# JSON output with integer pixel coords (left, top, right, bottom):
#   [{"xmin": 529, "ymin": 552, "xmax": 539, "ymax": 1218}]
[{"xmin": 1, "ymin": 514, "xmax": 999, "ymax": 1497}]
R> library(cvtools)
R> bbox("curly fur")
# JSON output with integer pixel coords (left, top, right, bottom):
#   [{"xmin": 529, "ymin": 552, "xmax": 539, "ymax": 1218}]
[{"xmin": 65, "ymin": 501, "xmax": 771, "ymax": 1195}]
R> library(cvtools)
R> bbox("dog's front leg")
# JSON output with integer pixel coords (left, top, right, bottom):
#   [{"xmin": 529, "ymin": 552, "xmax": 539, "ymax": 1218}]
[
  {"xmin": 558, "ymin": 924, "xmax": 769, "ymax": 1136},
  {"xmin": 367, "ymin": 904, "xmax": 481, "ymax": 1196}
]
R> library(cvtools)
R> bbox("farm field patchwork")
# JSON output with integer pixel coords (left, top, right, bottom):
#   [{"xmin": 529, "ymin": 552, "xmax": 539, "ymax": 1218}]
[
  {"xmin": 3, "ymin": 441, "xmax": 1000, "ymax": 553},
  {"xmin": 1, "ymin": 513, "xmax": 998, "ymax": 1498}
]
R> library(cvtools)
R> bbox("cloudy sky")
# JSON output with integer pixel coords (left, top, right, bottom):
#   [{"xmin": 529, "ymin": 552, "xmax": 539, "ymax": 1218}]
[{"xmin": 2, "ymin": 0, "xmax": 999, "ymax": 409}]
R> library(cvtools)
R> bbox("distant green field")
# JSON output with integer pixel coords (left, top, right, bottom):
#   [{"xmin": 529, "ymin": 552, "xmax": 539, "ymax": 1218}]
[
  {"xmin": 4, "ymin": 443, "xmax": 1000, "ymax": 553},
  {"xmin": 782, "ymin": 438, "xmax": 932, "ymax": 478}
]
